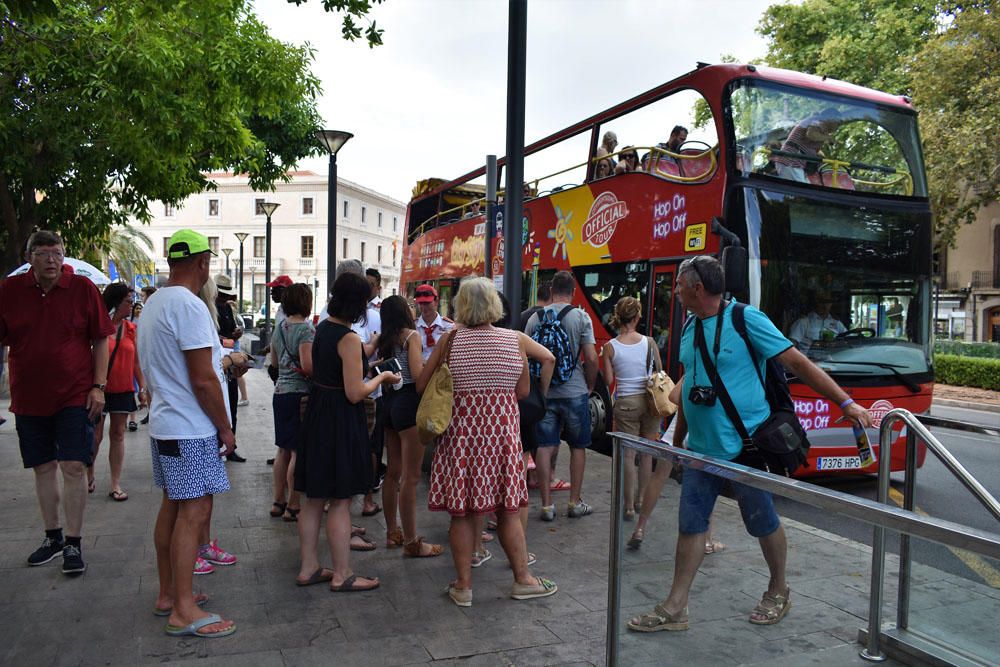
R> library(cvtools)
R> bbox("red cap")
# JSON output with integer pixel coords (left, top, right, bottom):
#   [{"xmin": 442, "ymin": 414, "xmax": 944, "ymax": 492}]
[
  {"xmin": 266, "ymin": 275, "xmax": 293, "ymax": 288},
  {"xmin": 414, "ymin": 284, "xmax": 438, "ymax": 303}
]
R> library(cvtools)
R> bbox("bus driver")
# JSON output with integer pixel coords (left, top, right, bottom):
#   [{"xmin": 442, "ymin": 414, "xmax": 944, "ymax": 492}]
[{"xmin": 788, "ymin": 291, "xmax": 847, "ymax": 352}]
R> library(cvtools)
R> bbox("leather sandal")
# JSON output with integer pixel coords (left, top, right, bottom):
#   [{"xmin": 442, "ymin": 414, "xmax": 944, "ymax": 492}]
[
  {"xmin": 402, "ymin": 536, "xmax": 444, "ymax": 558},
  {"xmin": 627, "ymin": 527, "xmax": 645, "ymax": 550},
  {"xmin": 270, "ymin": 502, "xmax": 287, "ymax": 518},
  {"xmin": 386, "ymin": 526, "xmax": 404, "ymax": 548},
  {"xmin": 749, "ymin": 588, "xmax": 791, "ymax": 625},
  {"xmin": 627, "ymin": 604, "xmax": 689, "ymax": 632}
]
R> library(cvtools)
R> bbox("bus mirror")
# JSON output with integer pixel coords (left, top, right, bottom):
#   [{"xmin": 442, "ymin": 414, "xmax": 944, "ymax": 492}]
[{"xmin": 722, "ymin": 246, "xmax": 747, "ymax": 294}]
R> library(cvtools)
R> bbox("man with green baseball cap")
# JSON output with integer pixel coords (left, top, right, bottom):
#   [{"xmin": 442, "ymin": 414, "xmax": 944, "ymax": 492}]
[{"xmin": 166, "ymin": 229, "xmax": 217, "ymax": 259}]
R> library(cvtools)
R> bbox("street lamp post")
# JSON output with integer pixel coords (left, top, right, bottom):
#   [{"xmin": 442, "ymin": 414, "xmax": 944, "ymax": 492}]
[
  {"xmin": 316, "ymin": 129, "xmax": 353, "ymax": 295},
  {"xmin": 234, "ymin": 232, "xmax": 249, "ymax": 311},
  {"xmin": 260, "ymin": 202, "xmax": 280, "ymax": 348},
  {"xmin": 221, "ymin": 248, "xmax": 233, "ymax": 278}
]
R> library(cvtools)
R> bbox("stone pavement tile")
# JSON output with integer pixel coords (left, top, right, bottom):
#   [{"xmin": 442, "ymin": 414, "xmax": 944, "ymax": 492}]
[
  {"xmin": 740, "ymin": 641, "xmax": 907, "ymax": 666},
  {"xmin": 906, "ymin": 596, "xmax": 1000, "ymax": 660},
  {"xmin": 138, "ymin": 650, "xmax": 286, "ymax": 667},
  {"xmin": 281, "ymin": 633, "xmax": 431, "ymax": 666},
  {"xmin": 793, "ymin": 575, "xmax": 877, "ymax": 618},
  {"xmin": 200, "ymin": 617, "xmax": 346, "ymax": 658},
  {"xmin": 499, "ymin": 636, "xmax": 614, "ymax": 666},
  {"xmin": 743, "ymin": 594, "xmax": 865, "ymax": 642},
  {"xmin": 455, "ymin": 578, "xmax": 593, "ymax": 622},
  {"xmin": 906, "ymin": 576, "xmax": 991, "ymax": 611},
  {"xmin": 538, "ymin": 607, "xmax": 607, "ymax": 644},
  {"xmin": 404, "ymin": 652, "xmax": 515, "ymax": 666},
  {"xmin": 419, "ymin": 619, "xmax": 560, "ymax": 660},
  {"xmin": 944, "ymin": 573, "xmax": 1000, "ymax": 601}
]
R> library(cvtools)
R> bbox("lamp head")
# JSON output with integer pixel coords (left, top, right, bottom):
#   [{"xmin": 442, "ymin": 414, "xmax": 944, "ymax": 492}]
[{"xmin": 316, "ymin": 129, "xmax": 354, "ymax": 155}]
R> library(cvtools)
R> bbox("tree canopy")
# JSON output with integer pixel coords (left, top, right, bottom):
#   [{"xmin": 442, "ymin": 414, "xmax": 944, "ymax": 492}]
[
  {"xmin": 756, "ymin": 0, "xmax": 999, "ymax": 248},
  {"xmin": 0, "ymin": 0, "xmax": 381, "ymax": 275}
]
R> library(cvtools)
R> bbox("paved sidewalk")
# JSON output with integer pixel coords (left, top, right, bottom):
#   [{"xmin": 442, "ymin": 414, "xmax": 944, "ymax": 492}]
[{"xmin": 3, "ymin": 369, "xmax": 992, "ymax": 665}]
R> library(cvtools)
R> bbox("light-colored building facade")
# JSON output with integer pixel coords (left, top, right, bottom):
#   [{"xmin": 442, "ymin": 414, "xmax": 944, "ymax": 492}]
[
  {"xmin": 142, "ymin": 171, "xmax": 406, "ymax": 315},
  {"xmin": 936, "ymin": 199, "xmax": 1000, "ymax": 342}
]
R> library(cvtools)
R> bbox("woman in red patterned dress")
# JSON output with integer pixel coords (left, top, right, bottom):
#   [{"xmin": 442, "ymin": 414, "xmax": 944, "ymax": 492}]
[{"xmin": 418, "ymin": 277, "xmax": 558, "ymax": 607}]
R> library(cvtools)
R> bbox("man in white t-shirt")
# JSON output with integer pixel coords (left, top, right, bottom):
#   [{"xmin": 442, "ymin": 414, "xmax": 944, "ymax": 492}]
[
  {"xmin": 788, "ymin": 292, "xmax": 847, "ymax": 353},
  {"xmin": 138, "ymin": 229, "xmax": 247, "ymax": 639},
  {"xmin": 415, "ymin": 284, "xmax": 454, "ymax": 361}
]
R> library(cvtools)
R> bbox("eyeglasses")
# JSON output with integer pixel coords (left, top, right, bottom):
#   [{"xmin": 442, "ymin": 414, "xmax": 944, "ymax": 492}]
[
  {"xmin": 32, "ymin": 250, "xmax": 64, "ymax": 261},
  {"xmin": 623, "ymin": 154, "xmax": 637, "ymax": 161}
]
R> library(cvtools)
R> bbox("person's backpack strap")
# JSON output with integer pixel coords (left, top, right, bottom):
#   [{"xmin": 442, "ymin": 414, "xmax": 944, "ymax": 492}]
[
  {"xmin": 555, "ymin": 304, "xmax": 575, "ymax": 323},
  {"xmin": 731, "ymin": 302, "xmax": 766, "ymax": 389}
]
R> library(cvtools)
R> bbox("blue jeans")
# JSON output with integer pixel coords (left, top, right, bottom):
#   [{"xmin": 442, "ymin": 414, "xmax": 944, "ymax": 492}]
[
  {"xmin": 536, "ymin": 393, "xmax": 591, "ymax": 449},
  {"xmin": 678, "ymin": 468, "xmax": 780, "ymax": 538}
]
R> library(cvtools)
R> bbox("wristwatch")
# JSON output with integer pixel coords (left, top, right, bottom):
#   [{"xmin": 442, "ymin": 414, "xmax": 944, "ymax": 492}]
[{"xmin": 91, "ymin": 383, "xmax": 106, "ymax": 391}]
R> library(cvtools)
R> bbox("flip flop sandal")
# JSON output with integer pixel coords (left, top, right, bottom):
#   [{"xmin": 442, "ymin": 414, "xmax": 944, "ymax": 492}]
[
  {"xmin": 330, "ymin": 574, "xmax": 379, "ymax": 592},
  {"xmin": 350, "ymin": 535, "xmax": 376, "ymax": 552},
  {"xmin": 282, "ymin": 508, "xmax": 300, "ymax": 522},
  {"xmin": 153, "ymin": 592, "xmax": 209, "ymax": 616},
  {"xmin": 164, "ymin": 613, "xmax": 236, "ymax": 638},
  {"xmin": 361, "ymin": 504, "xmax": 382, "ymax": 517},
  {"xmin": 627, "ymin": 604, "xmax": 689, "ymax": 632},
  {"xmin": 481, "ymin": 531, "xmax": 495, "ymax": 543},
  {"xmin": 550, "ymin": 479, "xmax": 571, "ymax": 491},
  {"xmin": 749, "ymin": 589, "xmax": 791, "ymax": 625},
  {"xmin": 109, "ymin": 490, "xmax": 129, "ymax": 502},
  {"xmin": 351, "ymin": 524, "xmax": 367, "ymax": 536},
  {"xmin": 704, "ymin": 540, "xmax": 726, "ymax": 555},
  {"xmin": 269, "ymin": 502, "xmax": 287, "ymax": 518},
  {"xmin": 295, "ymin": 568, "xmax": 334, "ymax": 587},
  {"xmin": 510, "ymin": 577, "xmax": 558, "ymax": 600}
]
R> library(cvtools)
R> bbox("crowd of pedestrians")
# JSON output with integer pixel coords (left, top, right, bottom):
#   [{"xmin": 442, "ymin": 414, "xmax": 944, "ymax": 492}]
[{"xmin": 0, "ymin": 228, "xmax": 877, "ymax": 641}]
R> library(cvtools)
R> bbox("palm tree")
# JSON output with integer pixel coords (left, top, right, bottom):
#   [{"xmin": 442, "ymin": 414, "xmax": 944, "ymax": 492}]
[{"xmin": 97, "ymin": 223, "xmax": 155, "ymax": 286}]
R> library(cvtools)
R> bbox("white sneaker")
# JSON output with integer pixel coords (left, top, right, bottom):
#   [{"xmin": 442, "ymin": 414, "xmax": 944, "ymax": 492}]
[
  {"xmin": 540, "ymin": 505, "xmax": 555, "ymax": 522},
  {"xmin": 567, "ymin": 500, "xmax": 593, "ymax": 518},
  {"xmin": 237, "ymin": 399, "xmax": 250, "ymax": 407}
]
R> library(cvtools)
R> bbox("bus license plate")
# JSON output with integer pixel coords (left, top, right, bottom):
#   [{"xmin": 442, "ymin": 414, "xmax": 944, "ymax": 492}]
[{"xmin": 816, "ymin": 456, "xmax": 862, "ymax": 471}]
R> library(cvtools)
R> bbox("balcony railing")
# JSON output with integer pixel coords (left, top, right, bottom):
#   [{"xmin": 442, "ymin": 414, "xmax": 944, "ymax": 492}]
[
  {"xmin": 939, "ymin": 269, "xmax": 999, "ymax": 290},
  {"xmin": 971, "ymin": 270, "xmax": 1000, "ymax": 289},
  {"xmin": 298, "ymin": 257, "xmax": 316, "ymax": 271}
]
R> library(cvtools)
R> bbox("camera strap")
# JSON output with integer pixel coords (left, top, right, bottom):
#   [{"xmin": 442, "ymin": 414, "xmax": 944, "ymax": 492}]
[{"xmin": 694, "ymin": 308, "xmax": 753, "ymax": 446}]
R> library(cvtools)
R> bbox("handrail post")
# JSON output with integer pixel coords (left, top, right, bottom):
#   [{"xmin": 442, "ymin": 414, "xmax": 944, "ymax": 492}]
[
  {"xmin": 606, "ymin": 434, "xmax": 625, "ymax": 667},
  {"xmin": 897, "ymin": 427, "xmax": 918, "ymax": 629},
  {"xmin": 861, "ymin": 413, "xmax": 898, "ymax": 662}
]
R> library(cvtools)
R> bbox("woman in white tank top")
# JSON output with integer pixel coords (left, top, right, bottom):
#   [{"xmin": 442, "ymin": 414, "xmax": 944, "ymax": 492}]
[{"xmin": 600, "ymin": 297, "xmax": 661, "ymax": 520}]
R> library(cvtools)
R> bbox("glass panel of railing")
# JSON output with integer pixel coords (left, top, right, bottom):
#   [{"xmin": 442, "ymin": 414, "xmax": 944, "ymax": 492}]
[{"xmin": 903, "ymin": 535, "xmax": 1000, "ymax": 663}]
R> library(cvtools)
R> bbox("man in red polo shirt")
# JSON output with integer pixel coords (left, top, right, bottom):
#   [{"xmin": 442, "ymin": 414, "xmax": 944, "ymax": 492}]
[{"xmin": 0, "ymin": 230, "xmax": 114, "ymax": 576}]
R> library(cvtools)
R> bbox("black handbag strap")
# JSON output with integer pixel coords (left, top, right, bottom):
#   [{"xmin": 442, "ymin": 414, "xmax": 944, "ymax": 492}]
[
  {"xmin": 106, "ymin": 321, "xmax": 124, "ymax": 378},
  {"xmin": 694, "ymin": 317, "xmax": 753, "ymax": 446}
]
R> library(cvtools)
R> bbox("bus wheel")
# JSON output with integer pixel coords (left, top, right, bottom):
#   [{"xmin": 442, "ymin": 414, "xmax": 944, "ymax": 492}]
[{"xmin": 588, "ymin": 378, "xmax": 613, "ymax": 457}]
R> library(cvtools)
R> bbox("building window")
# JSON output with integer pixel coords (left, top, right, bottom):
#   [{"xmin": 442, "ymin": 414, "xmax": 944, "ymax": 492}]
[
  {"xmin": 253, "ymin": 236, "xmax": 265, "ymax": 257},
  {"xmin": 208, "ymin": 199, "xmax": 220, "ymax": 217},
  {"xmin": 378, "ymin": 211, "xmax": 383, "ymax": 228},
  {"xmin": 342, "ymin": 200, "xmax": 349, "ymax": 219},
  {"xmin": 164, "ymin": 203, "xmax": 174, "ymax": 217},
  {"xmin": 253, "ymin": 284, "xmax": 267, "ymax": 312},
  {"xmin": 377, "ymin": 245, "xmax": 383, "ymax": 263},
  {"xmin": 393, "ymin": 216, "xmax": 398, "ymax": 232},
  {"xmin": 361, "ymin": 206, "xmax": 367, "ymax": 225},
  {"xmin": 360, "ymin": 241, "xmax": 366, "ymax": 262},
  {"xmin": 255, "ymin": 198, "xmax": 266, "ymax": 216},
  {"xmin": 392, "ymin": 246, "xmax": 397, "ymax": 264},
  {"xmin": 301, "ymin": 236, "xmax": 314, "ymax": 258},
  {"xmin": 163, "ymin": 237, "xmax": 171, "ymax": 257},
  {"xmin": 208, "ymin": 236, "xmax": 219, "ymax": 256},
  {"xmin": 342, "ymin": 237, "xmax": 348, "ymax": 259},
  {"xmin": 302, "ymin": 197, "xmax": 313, "ymax": 215}
]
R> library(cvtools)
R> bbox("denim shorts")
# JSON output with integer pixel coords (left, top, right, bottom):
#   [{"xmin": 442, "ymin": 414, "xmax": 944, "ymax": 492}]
[
  {"xmin": 536, "ymin": 393, "xmax": 592, "ymax": 449},
  {"xmin": 678, "ymin": 468, "xmax": 780, "ymax": 538},
  {"xmin": 150, "ymin": 435, "xmax": 230, "ymax": 501},
  {"xmin": 15, "ymin": 406, "xmax": 94, "ymax": 469}
]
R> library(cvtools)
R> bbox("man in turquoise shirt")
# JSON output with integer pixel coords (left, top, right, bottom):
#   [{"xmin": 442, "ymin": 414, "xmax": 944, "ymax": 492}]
[{"xmin": 629, "ymin": 255, "xmax": 872, "ymax": 633}]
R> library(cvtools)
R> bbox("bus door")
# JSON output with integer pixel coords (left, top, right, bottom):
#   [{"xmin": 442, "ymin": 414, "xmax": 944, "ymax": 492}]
[{"xmin": 647, "ymin": 263, "xmax": 678, "ymax": 377}]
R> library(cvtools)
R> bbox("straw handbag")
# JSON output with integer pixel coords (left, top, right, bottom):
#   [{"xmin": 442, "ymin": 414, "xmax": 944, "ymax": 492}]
[{"xmin": 416, "ymin": 330, "xmax": 456, "ymax": 444}]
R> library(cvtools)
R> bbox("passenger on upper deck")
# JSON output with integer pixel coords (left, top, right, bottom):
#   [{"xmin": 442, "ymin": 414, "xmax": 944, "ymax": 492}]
[
  {"xmin": 772, "ymin": 108, "xmax": 841, "ymax": 182},
  {"xmin": 788, "ymin": 291, "xmax": 847, "ymax": 352},
  {"xmin": 462, "ymin": 200, "xmax": 482, "ymax": 219},
  {"xmin": 643, "ymin": 125, "xmax": 687, "ymax": 170},
  {"xmin": 593, "ymin": 158, "xmax": 614, "ymax": 180},
  {"xmin": 614, "ymin": 147, "xmax": 642, "ymax": 175},
  {"xmin": 595, "ymin": 130, "xmax": 618, "ymax": 166}
]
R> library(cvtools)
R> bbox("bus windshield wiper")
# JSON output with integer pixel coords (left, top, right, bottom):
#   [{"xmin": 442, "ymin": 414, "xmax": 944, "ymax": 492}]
[{"xmin": 820, "ymin": 360, "xmax": 922, "ymax": 393}]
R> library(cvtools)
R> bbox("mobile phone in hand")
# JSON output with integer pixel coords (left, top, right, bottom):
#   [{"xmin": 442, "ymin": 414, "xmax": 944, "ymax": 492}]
[{"xmin": 372, "ymin": 358, "xmax": 402, "ymax": 376}]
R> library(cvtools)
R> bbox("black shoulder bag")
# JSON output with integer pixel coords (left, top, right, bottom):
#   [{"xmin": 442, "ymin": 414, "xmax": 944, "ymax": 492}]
[{"xmin": 694, "ymin": 308, "xmax": 809, "ymax": 477}]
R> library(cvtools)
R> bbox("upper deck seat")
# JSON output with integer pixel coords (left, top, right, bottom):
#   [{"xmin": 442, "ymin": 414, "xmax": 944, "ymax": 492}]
[{"xmin": 820, "ymin": 169, "xmax": 856, "ymax": 190}]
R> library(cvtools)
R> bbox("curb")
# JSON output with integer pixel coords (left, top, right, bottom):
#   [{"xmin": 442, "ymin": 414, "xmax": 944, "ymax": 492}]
[{"xmin": 932, "ymin": 398, "xmax": 1000, "ymax": 414}]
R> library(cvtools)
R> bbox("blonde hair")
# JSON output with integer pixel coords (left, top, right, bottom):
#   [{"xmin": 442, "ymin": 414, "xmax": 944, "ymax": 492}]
[
  {"xmin": 198, "ymin": 276, "xmax": 220, "ymax": 331},
  {"xmin": 609, "ymin": 296, "xmax": 641, "ymax": 331},
  {"xmin": 453, "ymin": 277, "xmax": 503, "ymax": 326}
]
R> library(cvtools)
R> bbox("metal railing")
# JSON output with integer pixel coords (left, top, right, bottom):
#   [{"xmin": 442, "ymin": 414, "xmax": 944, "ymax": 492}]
[
  {"xmin": 861, "ymin": 409, "xmax": 1000, "ymax": 664},
  {"xmin": 606, "ymin": 423, "xmax": 1000, "ymax": 667}
]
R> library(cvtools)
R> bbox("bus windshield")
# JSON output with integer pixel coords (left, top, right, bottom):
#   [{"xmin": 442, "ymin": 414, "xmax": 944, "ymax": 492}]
[
  {"xmin": 729, "ymin": 79, "xmax": 927, "ymax": 198},
  {"xmin": 747, "ymin": 188, "xmax": 932, "ymax": 381}
]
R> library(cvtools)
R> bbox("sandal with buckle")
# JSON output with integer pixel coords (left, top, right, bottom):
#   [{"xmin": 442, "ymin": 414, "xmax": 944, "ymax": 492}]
[
  {"xmin": 282, "ymin": 507, "xmax": 300, "ymax": 522},
  {"xmin": 269, "ymin": 502, "xmax": 287, "ymax": 518},
  {"xmin": 627, "ymin": 527, "xmax": 645, "ymax": 550},
  {"xmin": 749, "ymin": 588, "xmax": 791, "ymax": 625},
  {"xmin": 704, "ymin": 539, "xmax": 726, "ymax": 555},
  {"xmin": 403, "ymin": 536, "xmax": 444, "ymax": 558},
  {"xmin": 627, "ymin": 604, "xmax": 689, "ymax": 632}
]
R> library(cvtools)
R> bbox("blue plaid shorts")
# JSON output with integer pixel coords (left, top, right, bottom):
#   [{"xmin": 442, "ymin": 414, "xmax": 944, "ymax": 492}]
[{"xmin": 150, "ymin": 435, "xmax": 230, "ymax": 501}]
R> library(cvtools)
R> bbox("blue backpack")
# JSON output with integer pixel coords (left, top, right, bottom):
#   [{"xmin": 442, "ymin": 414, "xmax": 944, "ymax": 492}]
[{"xmin": 530, "ymin": 304, "xmax": 577, "ymax": 386}]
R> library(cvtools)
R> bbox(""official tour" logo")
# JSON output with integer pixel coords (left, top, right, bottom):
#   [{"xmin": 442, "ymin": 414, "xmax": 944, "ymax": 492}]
[
  {"xmin": 868, "ymin": 399, "xmax": 895, "ymax": 427},
  {"xmin": 582, "ymin": 191, "xmax": 628, "ymax": 247}
]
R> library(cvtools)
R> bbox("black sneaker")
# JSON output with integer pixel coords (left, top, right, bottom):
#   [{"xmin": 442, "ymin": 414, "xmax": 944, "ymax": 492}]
[
  {"xmin": 27, "ymin": 537, "xmax": 64, "ymax": 566},
  {"xmin": 226, "ymin": 452, "xmax": 247, "ymax": 463},
  {"xmin": 61, "ymin": 544, "xmax": 86, "ymax": 576}
]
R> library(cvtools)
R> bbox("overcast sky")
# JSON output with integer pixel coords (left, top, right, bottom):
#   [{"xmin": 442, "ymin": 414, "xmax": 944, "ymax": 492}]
[{"xmin": 254, "ymin": 0, "xmax": 779, "ymax": 203}]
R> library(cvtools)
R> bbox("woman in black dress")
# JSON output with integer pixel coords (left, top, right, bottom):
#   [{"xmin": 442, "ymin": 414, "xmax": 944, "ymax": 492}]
[{"xmin": 295, "ymin": 273, "xmax": 400, "ymax": 591}]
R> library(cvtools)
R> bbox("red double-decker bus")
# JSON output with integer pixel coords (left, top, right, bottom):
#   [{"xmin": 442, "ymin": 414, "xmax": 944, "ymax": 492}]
[{"xmin": 400, "ymin": 63, "xmax": 932, "ymax": 475}]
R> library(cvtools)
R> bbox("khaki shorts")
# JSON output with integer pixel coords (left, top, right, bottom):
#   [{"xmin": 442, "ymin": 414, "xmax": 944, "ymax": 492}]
[{"xmin": 612, "ymin": 393, "xmax": 661, "ymax": 440}]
